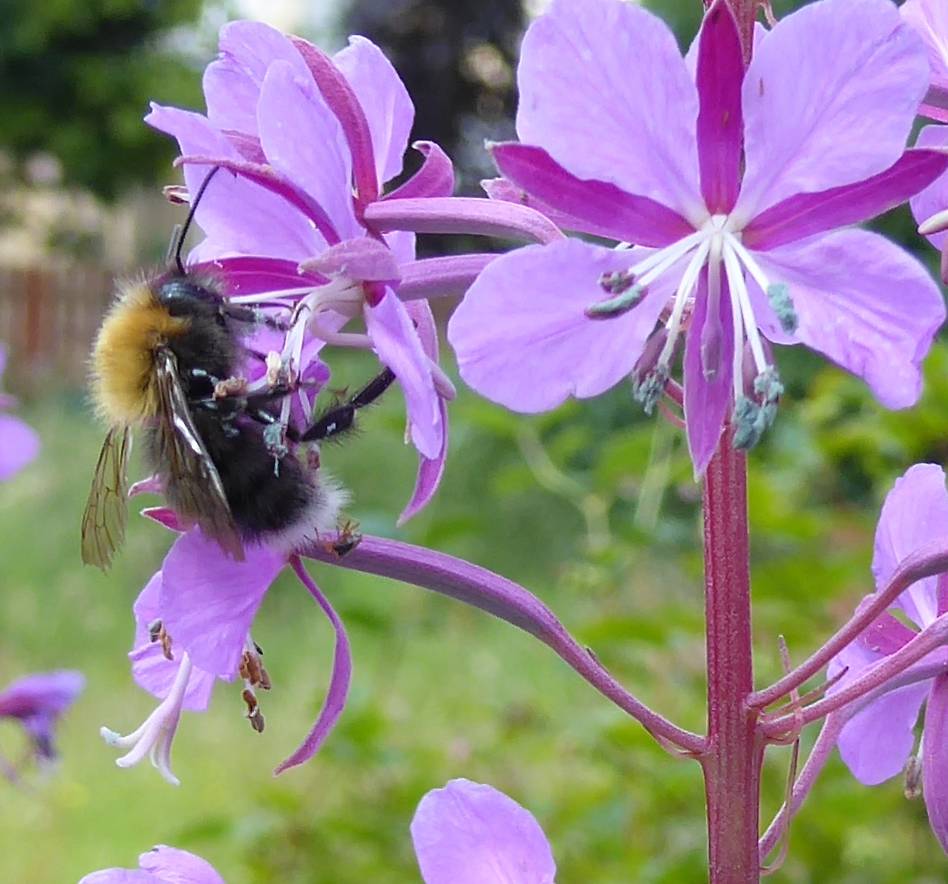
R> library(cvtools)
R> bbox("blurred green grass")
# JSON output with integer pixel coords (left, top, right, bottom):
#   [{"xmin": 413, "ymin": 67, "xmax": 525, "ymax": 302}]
[{"xmin": 2, "ymin": 344, "xmax": 948, "ymax": 882}]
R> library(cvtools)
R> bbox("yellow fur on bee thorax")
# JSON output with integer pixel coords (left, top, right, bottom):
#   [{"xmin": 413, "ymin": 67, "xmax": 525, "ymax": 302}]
[{"xmin": 90, "ymin": 282, "xmax": 189, "ymax": 426}]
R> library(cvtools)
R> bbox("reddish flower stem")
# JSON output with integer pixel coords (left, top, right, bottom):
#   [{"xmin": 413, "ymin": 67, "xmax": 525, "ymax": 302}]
[{"xmin": 700, "ymin": 439, "xmax": 763, "ymax": 883}]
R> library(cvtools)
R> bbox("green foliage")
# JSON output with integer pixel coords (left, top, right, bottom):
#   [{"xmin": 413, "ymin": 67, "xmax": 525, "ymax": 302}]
[{"xmin": 0, "ymin": 0, "xmax": 205, "ymax": 198}]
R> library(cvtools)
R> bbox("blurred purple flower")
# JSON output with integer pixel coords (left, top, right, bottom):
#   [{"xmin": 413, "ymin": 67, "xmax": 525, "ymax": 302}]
[
  {"xmin": 0, "ymin": 670, "xmax": 84, "ymax": 769},
  {"xmin": 449, "ymin": 0, "xmax": 947, "ymax": 474},
  {"xmin": 411, "ymin": 779, "xmax": 556, "ymax": 884},
  {"xmin": 828, "ymin": 464, "xmax": 948, "ymax": 852},
  {"xmin": 0, "ymin": 344, "xmax": 40, "ymax": 481},
  {"xmin": 147, "ymin": 21, "xmax": 455, "ymax": 516},
  {"xmin": 79, "ymin": 845, "xmax": 224, "ymax": 884}
]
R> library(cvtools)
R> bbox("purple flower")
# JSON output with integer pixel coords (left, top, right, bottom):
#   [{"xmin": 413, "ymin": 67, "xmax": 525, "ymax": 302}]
[
  {"xmin": 0, "ymin": 344, "xmax": 40, "ymax": 481},
  {"xmin": 828, "ymin": 464, "xmax": 948, "ymax": 852},
  {"xmin": 449, "ymin": 0, "xmax": 947, "ymax": 473},
  {"xmin": 0, "ymin": 670, "xmax": 84, "ymax": 769},
  {"xmin": 101, "ymin": 524, "xmax": 349, "ymax": 781},
  {"xmin": 147, "ymin": 21, "xmax": 455, "ymax": 516},
  {"xmin": 79, "ymin": 845, "xmax": 224, "ymax": 884},
  {"xmin": 411, "ymin": 779, "xmax": 556, "ymax": 884},
  {"xmin": 902, "ymin": 0, "xmax": 948, "ymax": 122}
]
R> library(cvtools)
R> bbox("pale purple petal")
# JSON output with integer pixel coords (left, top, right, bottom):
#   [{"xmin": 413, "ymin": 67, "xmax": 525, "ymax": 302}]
[
  {"xmin": 737, "ymin": 0, "xmax": 929, "ymax": 219},
  {"xmin": 517, "ymin": 0, "xmax": 702, "ymax": 220},
  {"xmin": 902, "ymin": 0, "xmax": 948, "ymax": 94},
  {"xmin": 695, "ymin": 1, "xmax": 743, "ymax": 213},
  {"xmin": 334, "ymin": 36, "xmax": 414, "ymax": 185},
  {"xmin": 744, "ymin": 149, "xmax": 948, "ymax": 251},
  {"xmin": 275, "ymin": 558, "xmax": 352, "ymax": 774},
  {"xmin": 752, "ymin": 229, "xmax": 945, "ymax": 409},
  {"xmin": 872, "ymin": 464, "xmax": 948, "ymax": 628},
  {"xmin": 384, "ymin": 141, "xmax": 455, "ymax": 200},
  {"xmin": 683, "ymin": 276, "xmax": 734, "ymax": 476},
  {"xmin": 923, "ymin": 673, "xmax": 948, "ymax": 853},
  {"xmin": 129, "ymin": 574, "xmax": 216, "ymax": 711},
  {"xmin": 195, "ymin": 256, "xmax": 320, "ymax": 297},
  {"xmin": 160, "ymin": 531, "xmax": 286, "ymax": 679},
  {"xmin": 399, "ymin": 254, "xmax": 496, "ymax": 302},
  {"xmin": 411, "ymin": 779, "xmax": 556, "ymax": 884},
  {"xmin": 203, "ymin": 20, "xmax": 309, "ymax": 134},
  {"xmin": 836, "ymin": 680, "xmax": 929, "ymax": 785},
  {"xmin": 490, "ymin": 142, "xmax": 692, "ymax": 247},
  {"xmin": 447, "ymin": 240, "xmax": 670, "ymax": 413},
  {"xmin": 399, "ymin": 398, "xmax": 448, "ymax": 526},
  {"xmin": 79, "ymin": 870, "xmax": 155, "ymax": 884},
  {"xmin": 146, "ymin": 104, "xmax": 320, "ymax": 262},
  {"xmin": 0, "ymin": 414, "xmax": 40, "ymax": 480},
  {"xmin": 139, "ymin": 845, "xmax": 225, "ymax": 883},
  {"xmin": 910, "ymin": 125, "xmax": 948, "ymax": 251},
  {"xmin": 303, "ymin": 236, "xmax": 400, "ymax": 283},
  {"xmin": 0, "ymin": 671, "xmax": 85, "ymax": 721},
  {"xmin": 257, "ymin": 60, "xmax": 362, "ymax": 242},
  {"xmin": 364, "ymin": 290, "xmax": 442, "ymax": 460}
]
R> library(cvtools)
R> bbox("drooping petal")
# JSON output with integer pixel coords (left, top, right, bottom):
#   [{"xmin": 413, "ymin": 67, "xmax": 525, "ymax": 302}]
[
  {"xmin": 334, "ymin": 36, "xmax": 414, "ymax": 186},
  {"xmin": 683, "ymin": 275, "xmax": 734, "ymax": 476},
  {"xmin": 872, "ymin": 464, "xmax": 948, "ymax": 628},
  {"xmin": 384, "ymin": 142, "xmax": 455, "ymax": 200},
  {"xmin": 744, "ymin": 149, "xmax": 948, "ymax": 251},
  {"xmin": 902, "ymin": 0, "xmax": 948, "ymax": 121},
  {"xmin": 910, "ymin": 125, "xmax": 948, "ymax": 252},
  {"xmin": 490, "ymin": 142, "xmax": 692, "ymax": 247},
  {"xmin": 737, "ymin": 0, "xmax": 929, "ymax": 220},
  {"xmin": 695, "ymin": 1, "xmax": 744, "ymax": 214},
  {"xmin": 0, "ymin": 414, "xmax": 40, "ymax": 480},
  {"xmin": 129, "ymin": 574, "xmax": 216, "ymax": 712},
  {"xmin": 923, "ymin": 672, "xmax": 948, "ymax": 853},
  {"xmin": 304, "ymin": 236, "xmax": 401, "ymax": 283},
  {"xmin": 751, "ymin": 229, "xmax": 945, "ymax": 410},
  {"xmin": 257, "ymin": 60, "xmax": 362, "ymax": 242},
  {"xmin": 516, "ymin": 0, "xmax": 702, "ymax": 221},
  {"xmin": 447, "ymin": 239, "xmax": 670, "ymax": 413},
  {"xmin": 203, "ymin": 19, "xmax": 309, "ymax": 135},
  {"xmin": 364, "ymin": 290, "xmax": 442, "ymax": 460},
  {"xmin": 146, "ymin": 104, "xmax": 320, "ymax": 262},
  {"xmin": 159, "ymin": 531, "xmax": 286, "ymax": 679},
  {"xmin": 138, "ymin": 845, "xmax": 225, "ymax": 884},
  {"xmin": 275, "ymin": 559, "xmax": 352, "ymax": 774},
  {"xmin": 411, "ymin": 779, "xmax": 556, "ymax": 884}
]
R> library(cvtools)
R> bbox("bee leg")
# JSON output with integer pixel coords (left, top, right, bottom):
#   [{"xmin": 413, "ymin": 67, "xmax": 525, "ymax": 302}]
[
  {"xmin": 219, "ymin": 304, "xmax": 290, "ymax": 332},
  {"xmin": 301, "ymin": 367, "xmax": 396, "ymax": 442}
]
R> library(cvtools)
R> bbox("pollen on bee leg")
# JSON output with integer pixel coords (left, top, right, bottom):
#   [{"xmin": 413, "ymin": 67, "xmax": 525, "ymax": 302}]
[
  {"xmin": 213, "ymin": 376, "xmax": 248, "ymax": 399},
  {"xmin": 238, "ymin": 638, "xmax": 270, "ymax": 734}
]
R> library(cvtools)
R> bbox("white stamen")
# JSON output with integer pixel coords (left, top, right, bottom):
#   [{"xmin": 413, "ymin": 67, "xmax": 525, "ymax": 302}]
[
  {"xmin": 919, "ymin": 208, "xmax": 948, "ymax": 237},
  {"xmin": 629, "ymin": 230, "xmax": 706, "ymax": 285},
  {"xmin": 723, "ymin": 234, "xmax": 774, "ymax": 303},
  {"xmin": 658, "ymin": 239, "xmax": 713, "ymax": 366},
  {"xmin": 100, "ymin": 653, "xmax": 193, "ymax": 787},
  {"xmin": 722, "ymin": 243, "xmax": 768, "ymax": 376},
  {"xmin": 226, "ymin": 287, "xmax": 313, "ymax": 305}
]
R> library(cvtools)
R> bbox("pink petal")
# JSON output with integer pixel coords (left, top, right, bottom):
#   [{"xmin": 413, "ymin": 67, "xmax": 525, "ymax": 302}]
[
  {"xmin": 203, "ymin": 20, "xmax": 309, "ymax": 135},
  {"xmin": 411, "ymin": 779, "xmax": 556, "ymax": 884},
  {"xmin": 872, "ymin": 464, "xmax": 948, "ymax": 629},
  {"xmin": 695, "ymin": 1, "xmax": 744, "ymax": 214},
  {"xmin": 683, "ymin": 275, "xmax": 734, "ymax": 476},
  {"xmin": 275, "ymin": 559, "xmax": 352, "ymax": 774},
  {"xmin": 139, "ymin": 846, "xmax": 225, "ymax": 883},
  {"xmin": 744, "ymin": 149, "xmax": 948, "ymax": 250},
  {"xmin": 902, "ymin": 0, "xmax": 948, "ymax": 93},
  {"xmin": 836, "ymin": 679, "xmax": 928, "ymax": 785},
  {"xmin": 0, "ymin": 414, "xmax": 39, "ymax": 480},
  {"xmin": 364, "ymin": 291, "xmax": 442, "ymax": 460},
  {"xmin": 303, "ymin": 236, "xmax": 400, "ymax": 283},
  {"xmin": 146, "ymin": 104, "xmax": 320, "ymax": 262},
  {"xmin": 910, "ymin": 125, "xmax": 948, "ymax": 252},
  {"xmin": 160, "ymin": 531, "xmax": 286, "ymax": 679},
  {"xmin": 923, "ymin": 673, "xmax": 948, "ymax": 853},
  {"xmin": 333, "ymin": 36, "xmax": 414, "ymax": 186},
  {"xmin": 400, "ymin": 397, "xmax": 448, "ymax": 526},
  {"xmin": 752, "ymin": 229, "xmax": 945, "ymax": 410},
  {"xmin": 129, "ymin": 574, "xmax": 216, "ymax": 712},
  {"xmin": 490, "ymin": 142, "xmax": 692, "ymax": 247},
  {"xmin": 736, "ymin": 0, "xmax": 929, "ymax": 219},
  {"xmin": 79, "ymin": 870, "xmax": 155, "ymax": 883},
  {"xmin": 447, "ymin": 239, "xmax": 669, "ymax": 413},
  {"xmin": 257, "ymin": 60, "xmax": 362, "ymax": 242},
  {"xmin": 384, "ymin": 141, "xmax": 455, "ymax": 200},
  {"xmin": 516, "ymin": 0, "xmax": 702, "ymax": 220}
]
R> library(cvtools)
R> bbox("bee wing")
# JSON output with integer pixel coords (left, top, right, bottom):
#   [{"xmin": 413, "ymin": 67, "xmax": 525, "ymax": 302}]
[
  {"xmin": 81, "ymin": 425, "xmax": 131, "ymax": 570},
  {"xmin": 153, "ymin": 347, "xmax": 244, "ymax": 561}
]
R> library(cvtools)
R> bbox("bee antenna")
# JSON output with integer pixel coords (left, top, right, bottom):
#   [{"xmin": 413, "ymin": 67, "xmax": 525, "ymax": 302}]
[{"xmin": 173, "ymin": 165, "xmax": 223, "ymax": 275}]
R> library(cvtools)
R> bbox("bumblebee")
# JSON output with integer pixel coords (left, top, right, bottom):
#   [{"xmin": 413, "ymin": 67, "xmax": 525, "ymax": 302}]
[{"xmin": 81, "ymin": 169, "xmax": 391, "ymax": 569}]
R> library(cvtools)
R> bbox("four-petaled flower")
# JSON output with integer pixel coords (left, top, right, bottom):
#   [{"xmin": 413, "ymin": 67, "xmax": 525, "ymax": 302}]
[
  {"xmin": 0, "ymin": 344, "xmax": 40, "ymax": 481},
  {"xmin": 449, "ymin": 0, "xmax": 948, "ymax": 473},
  {"xmin": 0, "ymin": 670, "xmax": 84, "ymax": 774},
  {"xmin": 829, "ymin": 464, "xmax": 948, "ymax": 853}
]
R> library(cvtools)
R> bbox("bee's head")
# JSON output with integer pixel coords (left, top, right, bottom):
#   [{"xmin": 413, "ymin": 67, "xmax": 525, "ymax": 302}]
[{"xmin": 156, "ymin": 273, "xmax": 225, "ymax": 316}]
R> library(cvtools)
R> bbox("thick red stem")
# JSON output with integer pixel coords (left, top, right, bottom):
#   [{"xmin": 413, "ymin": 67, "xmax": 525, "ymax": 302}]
[{"xmin": 701, "ymin": 439, "xmax": 762, "ymax": 883}]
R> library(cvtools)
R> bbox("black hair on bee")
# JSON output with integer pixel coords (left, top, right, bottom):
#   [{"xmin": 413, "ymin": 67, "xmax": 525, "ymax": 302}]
[{"xmin": 81, "ymin": 168, "xmax": 395, "ymax": 570}]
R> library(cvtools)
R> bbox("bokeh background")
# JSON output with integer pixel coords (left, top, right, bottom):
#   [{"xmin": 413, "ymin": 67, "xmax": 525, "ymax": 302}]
[{"xmin": 1, "ymin": 0, "xmax": 947, "ymax": 881}]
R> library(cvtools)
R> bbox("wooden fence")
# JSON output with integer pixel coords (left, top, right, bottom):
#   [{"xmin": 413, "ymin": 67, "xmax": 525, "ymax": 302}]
[{"xmin": 0, "ymin": 264, "xmax": 114, "ymax": 392}]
